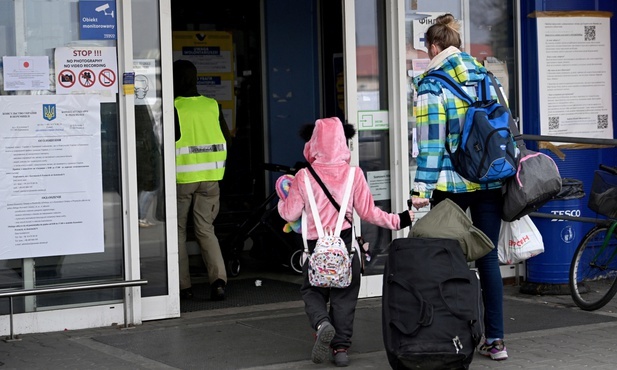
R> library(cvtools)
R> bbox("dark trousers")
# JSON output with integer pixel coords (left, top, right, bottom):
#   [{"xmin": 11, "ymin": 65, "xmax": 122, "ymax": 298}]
[
  {"xmin": 432, "ymin": 189, "xmax": 504, "ymax": 339},
  {"xmin": 301, "ymin": 229, "xmax": 361, "ymax": 349}
]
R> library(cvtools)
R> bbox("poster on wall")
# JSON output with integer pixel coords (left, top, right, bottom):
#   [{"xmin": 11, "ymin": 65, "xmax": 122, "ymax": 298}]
[
  {"xmin": 172, "ymin": 31, "xmax": 235, "ymax": 132},
  {"xmin": 54, "ymin": 46, "xmax": 118, "ymax": 95},
  {"xmin": 0, "ymin": 95, "xmax": 104, "ymax": 259},
  {"xmin": 536, "ymin": 12, "xmax": 613, "ymax": 140}
]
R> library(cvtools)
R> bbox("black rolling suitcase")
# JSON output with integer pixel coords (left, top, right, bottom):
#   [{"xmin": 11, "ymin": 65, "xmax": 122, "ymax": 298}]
[{"xmin": 382, "ymin": 237, "xmax": 483, "ymax": 370}]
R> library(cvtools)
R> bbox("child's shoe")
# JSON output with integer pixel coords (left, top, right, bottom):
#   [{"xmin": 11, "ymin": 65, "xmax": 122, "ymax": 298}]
[
  {"xmin": 311, "ymin": 322, "xmax": 335, "ymax": 363},
  {"xmin": 332, "ymin": 348, "xmax": 349, "ymax": 367}
]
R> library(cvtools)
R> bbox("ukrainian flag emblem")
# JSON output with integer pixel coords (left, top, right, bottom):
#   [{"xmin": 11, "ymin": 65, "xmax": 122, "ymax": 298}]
[{"xmin": 43, "ymin": 104, "xmax": 56, "ymax": 121}]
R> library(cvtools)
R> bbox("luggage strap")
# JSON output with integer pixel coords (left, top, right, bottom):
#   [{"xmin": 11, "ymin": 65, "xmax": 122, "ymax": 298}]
[{"xmin": 387, "ymin": 275, "xmax": 433, "ymax": 335}]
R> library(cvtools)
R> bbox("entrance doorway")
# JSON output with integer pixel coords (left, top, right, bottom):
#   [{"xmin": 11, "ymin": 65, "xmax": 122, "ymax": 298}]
[{"xmin": 170, "ymin": 0, "xmax": 344, "ymax": 311}]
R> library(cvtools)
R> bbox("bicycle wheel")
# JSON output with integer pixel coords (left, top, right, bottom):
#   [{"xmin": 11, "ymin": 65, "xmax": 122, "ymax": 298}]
[
  {"xmin": 569, "ymin": 225, "xmax": 617, "ymax": 311},
  {"xmin": 289, "ymin": 249, "xmax": 304, "ymax": 275}
]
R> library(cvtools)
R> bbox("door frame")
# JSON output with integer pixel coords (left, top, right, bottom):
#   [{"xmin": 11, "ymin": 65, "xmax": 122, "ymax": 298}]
[
  {"xmin": 140, "ymin": 0, "xmax": 180, "ymax": 321},
  {"xmin": 0, "ymin": 0, "xmax": 180, "ymax": 335},
  {"xmin": 342, "ymin": 0, "xmax": 410, "ymax": 298}
]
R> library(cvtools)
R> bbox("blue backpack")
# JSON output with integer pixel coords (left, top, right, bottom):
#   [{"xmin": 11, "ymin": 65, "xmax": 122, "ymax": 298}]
[{"xmin": 424, "ymin": 70, "xmax": 517, "ymax": 184}]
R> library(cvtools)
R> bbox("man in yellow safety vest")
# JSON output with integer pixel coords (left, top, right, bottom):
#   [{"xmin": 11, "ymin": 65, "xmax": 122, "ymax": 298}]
[{"xmin": 173, "ymin": 59, "xmax": 231, "ymax": 301}]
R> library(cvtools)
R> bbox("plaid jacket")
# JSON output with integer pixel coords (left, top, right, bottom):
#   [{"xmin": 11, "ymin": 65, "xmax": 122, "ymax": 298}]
[{"xmin": 411, "ymin": 51, "xmax": 506, "ymax": 199}]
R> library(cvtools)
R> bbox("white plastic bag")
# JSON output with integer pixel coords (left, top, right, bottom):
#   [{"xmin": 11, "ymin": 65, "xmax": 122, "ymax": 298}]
[{"xmin": 498, "ymin": 215, "xmax": 544, "ymax": 264}]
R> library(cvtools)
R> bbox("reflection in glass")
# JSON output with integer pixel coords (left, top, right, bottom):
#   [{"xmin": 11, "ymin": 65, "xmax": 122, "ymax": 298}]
[
  {"xmin": 405, "ymin": 2, "xmax": 516, "ymax": 206},
  {"xmin": 355, "ymin": 0, "xmax": 392, "ymax": 275},
  {"xmin": 0, "ymin": 0, "xmax": 124, "ymax": 312},
  {"xmin": 133, "ymin": 0, "xmax": 168, "ymax": 297}
]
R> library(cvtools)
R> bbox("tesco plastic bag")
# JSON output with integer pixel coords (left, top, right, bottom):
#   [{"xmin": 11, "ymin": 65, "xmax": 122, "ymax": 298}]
[{"xmin": 498, "ymin": 215, "xmax": 544, "ymax": 264}]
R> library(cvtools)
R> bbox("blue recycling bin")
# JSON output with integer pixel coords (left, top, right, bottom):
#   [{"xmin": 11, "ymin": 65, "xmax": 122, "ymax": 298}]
[{"xmin": 526, "ymin": 183, "xmax": 586, "ymax": 285}]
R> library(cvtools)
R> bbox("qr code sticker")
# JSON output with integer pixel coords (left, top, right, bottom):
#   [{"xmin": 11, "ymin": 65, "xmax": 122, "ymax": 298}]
[
  {"xmin": 585, "ymin": 26, "xmax": 596, "ymax": 41},
  {"xmin": 597, "ymin": 114, "xmax": 608, "ymax": 129},
  {"xmin": 548, "ymin": 116, "xmax": 559, "ymax": 130}
]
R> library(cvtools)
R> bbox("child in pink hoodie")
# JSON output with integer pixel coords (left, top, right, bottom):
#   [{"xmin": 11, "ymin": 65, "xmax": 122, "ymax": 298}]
[{"xmin": 277, "ymin": 117, "xmax": 414, "ymax": 367}]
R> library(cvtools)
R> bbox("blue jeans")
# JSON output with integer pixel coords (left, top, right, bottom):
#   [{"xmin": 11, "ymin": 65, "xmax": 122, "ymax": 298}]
[
  {"xmin": 432, "ymin": 189, "xmax": 504, "ymax": 339},
  {"xmin": 138, "ymin": 190, "xmax": 156, "ymax": 220}
]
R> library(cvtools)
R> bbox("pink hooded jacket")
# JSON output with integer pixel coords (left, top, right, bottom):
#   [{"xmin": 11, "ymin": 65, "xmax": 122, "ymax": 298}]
[{"xmin": 277, "ymin": 117, "xmax": 411, "ymax": 241}]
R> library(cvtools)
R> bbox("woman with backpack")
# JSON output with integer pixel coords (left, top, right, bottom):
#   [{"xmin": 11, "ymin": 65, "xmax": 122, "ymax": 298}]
[
  {"xmin": 410, "ymin": 14, "xmax": 509, "ymax": 361},
  {"xmin": 277, "ymin": 117, "xmax": 414, "ymax": 367}
]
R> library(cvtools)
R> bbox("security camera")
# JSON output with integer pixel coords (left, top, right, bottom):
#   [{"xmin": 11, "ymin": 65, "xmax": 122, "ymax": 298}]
[
  {"xmin": 95, "ymin": 3, "xmax": 114, "ymax": 17},
  {"xmin": 95, "ymin": 4, "xmax": 109, "ymax": 12}
]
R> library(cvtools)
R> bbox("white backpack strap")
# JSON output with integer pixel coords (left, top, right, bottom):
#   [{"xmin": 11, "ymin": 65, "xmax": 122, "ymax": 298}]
[
  {"xmin": 301, "ymin": 209, "xmax": 310, "ymax": 265},
  {"xmin": 304, "ymin": 175, "xmax": 324, "ymax": 238},
  {"xmin": 334, "ymin": 168, "xmax": 356, "ymax": 236},
  {"xmin": 301, "ymin": 209, "xmax": 308, "ymax": 253}
]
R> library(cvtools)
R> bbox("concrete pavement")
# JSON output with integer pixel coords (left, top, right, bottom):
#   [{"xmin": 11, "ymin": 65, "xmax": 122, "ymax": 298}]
[{"xmin": 2, "ymin": 284, "xmax": 617, "ymax": 369}]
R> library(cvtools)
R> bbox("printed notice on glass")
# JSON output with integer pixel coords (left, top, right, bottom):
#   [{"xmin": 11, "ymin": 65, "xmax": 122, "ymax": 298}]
[
  {"xmin": 172, "ymin": 31, "xmax": 235, "ymax": 132},
  {"xmin": 0, "ymin": 95, "xmax": 104, "ymax": 259},
  {"xmin": 537, "ymin": 15, "xmax": 613, "ymax": 139},
  {"xmin": 172, "ymin": 31, "xmax": 233, "ymax": 73},
  {"xmin": 367, "ymin": 170, "xmax": 390, "ymax": 201},
  {"xmin": 2, "ymin": 56, "xmax": 51, "ymax": 91}
]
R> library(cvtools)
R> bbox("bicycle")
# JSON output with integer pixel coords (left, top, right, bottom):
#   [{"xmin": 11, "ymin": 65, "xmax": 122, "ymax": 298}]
[{"xmin": 569, "ymin": 164, "xmax": 617, "ymax": 311}]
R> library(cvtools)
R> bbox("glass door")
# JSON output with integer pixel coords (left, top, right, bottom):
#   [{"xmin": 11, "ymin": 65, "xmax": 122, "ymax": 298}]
[
  {"xmin": 0, "ymin": 0, "xmax": 127, "ymax": 332},
  {"xmin": 0, "ymin": 0, "xmax": 179, "ymax": 334},
  {"xmin": 342, "ymin": 0, "xmax": 410, "ymax": 298},
  {"xmin": 131, "ymin": 0, "xmax": 180, "ymax": 321},
  {"xmin": 354, "ymin": 0, "xmax": 393, "ymax": 264}
]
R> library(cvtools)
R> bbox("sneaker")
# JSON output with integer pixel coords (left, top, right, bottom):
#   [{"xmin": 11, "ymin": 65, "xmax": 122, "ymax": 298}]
[
  {"xmin": 311, "ymin": 321, "xmax": 335, "ymax": 363},
  {"xmin": 139, "ymin": 219, "xmax": 153, "ymax": 228},
  {"xmin": 478, "ymin": 339, "xmax": 508, "ymax": 360},
  {"xmin": 332, "ymin": 348, "xmax": 349, "ymax": 367}
]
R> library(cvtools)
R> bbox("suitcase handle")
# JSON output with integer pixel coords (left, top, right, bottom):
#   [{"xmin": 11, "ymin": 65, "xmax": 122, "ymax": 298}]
[{"xmin": 387, "ymin": 275, "xmax": 433, "ymax": 335}]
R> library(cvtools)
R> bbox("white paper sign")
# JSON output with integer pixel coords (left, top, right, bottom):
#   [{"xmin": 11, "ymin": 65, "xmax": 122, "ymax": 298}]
[
  {"xmin": 367, "ymin": 170, "xmax": 390, "ymax": 201},
  {"xmin": 537, "ymin": 16, "xmax": 613, "ymax": 140},
  {"xmin": 2, "ymin": 56, "xmax": 50, "ymax": 91},
  {"xmin": 54, "ymin": 47, "xmax": 118, "ymax": 94},
  {"xmin": 133, "ymin": 59, "xmax": 157, "ymax": 106},
  {"xmin": 0, "ymin": 95, "xmax": 104, "ymax": 259}
]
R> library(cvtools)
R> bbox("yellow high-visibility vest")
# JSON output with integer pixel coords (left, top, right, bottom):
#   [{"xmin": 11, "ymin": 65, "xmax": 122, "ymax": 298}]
[{"xmin": 175, "ymin": 96, "xmax": 227, "ymax": 183}]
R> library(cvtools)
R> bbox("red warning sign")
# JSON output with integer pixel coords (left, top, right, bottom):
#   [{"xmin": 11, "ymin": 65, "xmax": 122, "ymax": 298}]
[
  {"xmin": 79, "ymin": 69, "xmax": 96, "ymax": 88},
  {"xmin": 58, "ymin": 69, "xmax": 76, "ymax": 88},
  {"xmin": 99, "ymin": 69, "xmax": 116, "ymax": 87}
]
